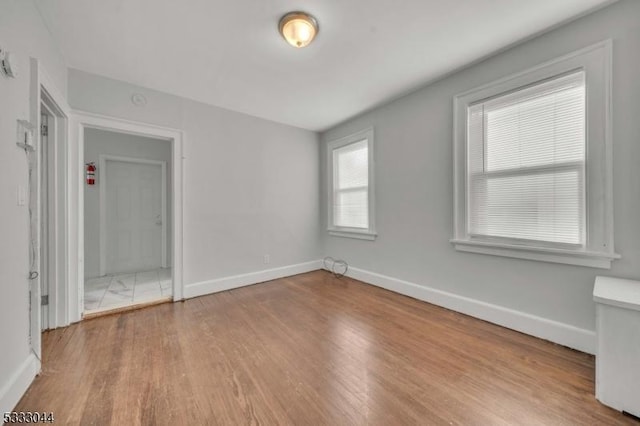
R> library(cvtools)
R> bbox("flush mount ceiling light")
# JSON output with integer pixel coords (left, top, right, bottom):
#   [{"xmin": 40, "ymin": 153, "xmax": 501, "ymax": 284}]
[{"xmin": 278, "ymin": 12, "xmax": 318, "ymax": 48}]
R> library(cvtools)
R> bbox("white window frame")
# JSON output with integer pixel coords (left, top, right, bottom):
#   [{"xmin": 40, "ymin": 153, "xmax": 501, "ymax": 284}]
[
  {"xmin": 327, "ymin": 128, "xmax": 376, "ymax": 240},
  {"xmin": 452, "ymin": 40, "xmax": 619, "ymax": 269}
]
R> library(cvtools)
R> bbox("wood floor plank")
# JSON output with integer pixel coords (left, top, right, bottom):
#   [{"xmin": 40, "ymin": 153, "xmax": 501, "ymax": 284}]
[{"xmin": 15, "ymin": 270, "xmax": 636, "ymax": 425}]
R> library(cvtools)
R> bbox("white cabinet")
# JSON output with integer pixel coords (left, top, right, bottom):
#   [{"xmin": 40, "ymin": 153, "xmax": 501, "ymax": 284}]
[{"xmin": 593, "ymin": 276, "xmax": 640, "ymax": 418}]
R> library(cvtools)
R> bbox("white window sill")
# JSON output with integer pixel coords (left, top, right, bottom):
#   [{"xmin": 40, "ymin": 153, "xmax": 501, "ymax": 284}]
[
  {"xmin": 328, "ymin": 229, "xmax": 377, "ymax": 241},
  {"xmin": 450, "ymin": 238, "xmax": 620, "ymax": 269}
]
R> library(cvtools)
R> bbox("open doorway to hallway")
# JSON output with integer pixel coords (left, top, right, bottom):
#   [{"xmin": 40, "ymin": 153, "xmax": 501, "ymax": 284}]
[{"xmin": 83, "ymin": 128, "xmax": 173, "ymax": 314}]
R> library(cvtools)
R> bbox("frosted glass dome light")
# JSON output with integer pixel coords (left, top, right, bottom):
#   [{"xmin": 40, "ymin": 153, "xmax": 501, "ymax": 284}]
[{"xmin": 279, "ymin": 12, "xmax": 318, "ymax": 48}]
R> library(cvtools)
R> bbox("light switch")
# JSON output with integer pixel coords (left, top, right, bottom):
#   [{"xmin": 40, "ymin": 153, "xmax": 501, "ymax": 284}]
[{"xmin": 17, "ymin": 185, "xmax": 26, "ymax": 206}]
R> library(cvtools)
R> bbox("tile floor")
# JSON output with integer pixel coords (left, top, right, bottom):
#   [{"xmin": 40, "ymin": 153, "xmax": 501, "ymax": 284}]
[{"xmin": 84, "ymin": 267, "xmax": 172, "ymax": 312}]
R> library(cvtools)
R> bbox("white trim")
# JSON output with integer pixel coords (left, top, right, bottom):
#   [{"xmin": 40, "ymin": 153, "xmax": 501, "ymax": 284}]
[
  {"xmin": 339, "ymin": 265, "xmax": 596, "ymax": 354},
  {"xmin": 39, "ymin": 101, "xmax": 55, "ymax": 331},
  {"xmin": 326, "ymin": 127, "xmax": 376, "ymax": 239},
  {"xmin": 454, "ymin": 40, "xmax": 612, "ymax": 100},
  {"xmin": 451, "ymin": 239, "xmax": 619, "ymax": 269},
  {"xmin": 72, "ymin": 111, "xmax": 184, "ymax": 322},
  {"xmin": 29, "ymin": 60, "xmax": 72, "ymax": 337},
  {"xmin": 185, "ymin": 260, "xmax": 322, "ymax": 299},
  {"xmin": 98, "ymin": 155, "xmax": 168, "ymax": 276},
  {"xmin": 452, "ymin": 40, "xmax": 617, "ymax": 269},
  {"xmin": 0, "ymin": 354, "xmax": 39, "ymax": 414},
  {"xmin": 328, "ymin": 230, "xmax": 377, "ymax": 240}
]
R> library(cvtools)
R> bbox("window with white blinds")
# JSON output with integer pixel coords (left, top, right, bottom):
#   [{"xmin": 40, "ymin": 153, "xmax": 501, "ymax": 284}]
[
  {"xmin": 333, "ymin": 139, "xmax": 369, "ymax": 228},
  {"xmin": 467, "ymin": 71, "xmax": 586, "ymax": 245},
  {"xmin": 328, "ymin": 128, "xmax": 376, "ymax": 240},
  {"xmin": 452, "ymin": 42, "xmax": 618, "ymax": 268}
]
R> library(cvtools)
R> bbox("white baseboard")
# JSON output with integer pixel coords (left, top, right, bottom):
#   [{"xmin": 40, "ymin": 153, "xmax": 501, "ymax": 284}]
[
  {"xmin": 184, "ymin": 259, "xmax": 595, "ymax": 353},
  {"xmin": 185, "ymin": 260, "xmax": 323, "ymax": 299},
  {"xmin": 0, "ymin": 354, "xmax": 40, "ymax": 414},
  {"xmin": 342, "ymin": 265, "xmax": 596, "ymax": 354}
]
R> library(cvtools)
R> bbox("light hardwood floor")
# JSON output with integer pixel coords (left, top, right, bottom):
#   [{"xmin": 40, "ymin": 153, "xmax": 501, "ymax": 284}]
[{"xmin": 16, "ymin": 270, "xmax": 636, "ymax": 425}]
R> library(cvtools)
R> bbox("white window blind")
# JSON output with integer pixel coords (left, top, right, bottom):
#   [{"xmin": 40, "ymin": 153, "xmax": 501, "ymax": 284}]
[
  {"xmin": 333, "ymin": 139, "xmax": 369, "ymax": 229},
  {"xmin": 467, "ymin": 70, "xmax": 586, "ymax": 245}
]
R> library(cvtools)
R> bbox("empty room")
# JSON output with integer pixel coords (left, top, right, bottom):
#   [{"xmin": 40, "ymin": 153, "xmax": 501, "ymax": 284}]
[{"xmin": 1, "ymin": 0, "xmax": 639, "ymax": 424}]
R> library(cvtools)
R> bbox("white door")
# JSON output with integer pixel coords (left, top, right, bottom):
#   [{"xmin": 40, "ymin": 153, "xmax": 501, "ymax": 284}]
[{"xmin": 104, "ymin": 160, "xmax": 163, "ymax": 274}]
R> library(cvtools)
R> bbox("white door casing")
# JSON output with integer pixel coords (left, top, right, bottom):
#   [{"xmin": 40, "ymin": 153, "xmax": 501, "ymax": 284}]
[
  {"xmin": 99, "ymin": 156, "xmax": 167, "ymax": 276},
  {"xmin": 39, "ymin": 111, "xmax": 49, "ymax": 331},
  {"xmin": 38, "ymin": 101, "xmax": 61, "ymax": 333},
  {"xmin": 73, "ymin": 111, "xmax": 184, "ymax": 323},
  {"xmin": 29, "ymin": 59, "xmax": 71, "ymax": 359}
]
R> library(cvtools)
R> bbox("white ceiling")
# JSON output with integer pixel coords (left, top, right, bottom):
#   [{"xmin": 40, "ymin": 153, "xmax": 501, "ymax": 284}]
[{"xmin": 35, "ymin": 0, "xmax": 613, "ymax": 131}]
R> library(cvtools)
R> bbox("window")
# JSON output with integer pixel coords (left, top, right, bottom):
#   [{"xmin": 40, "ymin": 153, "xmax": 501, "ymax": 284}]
[
  {"xmin": 452, "ymin": 41, "xmax": 618, "ymax": 268},
  {"xmin": 469, "ymin": 71, "xmax": 585, "ymax": 245},
  {"xmin": 327, "ymin": 128, "xmax": 376, "ymax": 240}
]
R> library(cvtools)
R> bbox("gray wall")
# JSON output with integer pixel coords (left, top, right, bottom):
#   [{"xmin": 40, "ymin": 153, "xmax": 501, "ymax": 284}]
[
  {"xmin": 0, "ymin": 0, "xmax": 68, "ymax": 413},
  {"xmin": 320, "ymin": 0, "xmax": 640, "ymax": 333},
  {"xmin": 69, "ymin": 70, "xmax": 321, "ymax": 286},
  {"xmin": 84, "ymin": 129, "xmax": 172, "ymax": 278}
]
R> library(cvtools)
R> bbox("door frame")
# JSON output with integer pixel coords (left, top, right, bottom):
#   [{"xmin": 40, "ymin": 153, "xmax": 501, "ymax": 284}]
[
  {"xmin": 39, "ymin": 103, "xmax": 52, "ymax": 331},
  {"xmin": 71, "ymin": 111, "xmax": 184, "ymax": 322},
  {"xmin": 29, "ymin": 59, "xmax": 71, "ymax": 352},
  {"xmin": 98, "ymin": 154, "xmax": 168, "ymax": 276}
]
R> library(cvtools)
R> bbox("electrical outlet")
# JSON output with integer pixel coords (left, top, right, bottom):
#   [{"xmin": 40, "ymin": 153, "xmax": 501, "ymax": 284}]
[{"xmin": 263, "ymin": 254, "xmax": 270, "ymax": 264}]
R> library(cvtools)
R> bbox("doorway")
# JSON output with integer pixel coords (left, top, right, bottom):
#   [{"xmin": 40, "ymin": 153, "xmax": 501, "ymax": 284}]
[
  {"xmin": 83, "ymin": 129, "xmax": 172, "ymax": 313},
  {"xmin": 72, "ymin": 112, "xmax": 184, "ymax": 322}
]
